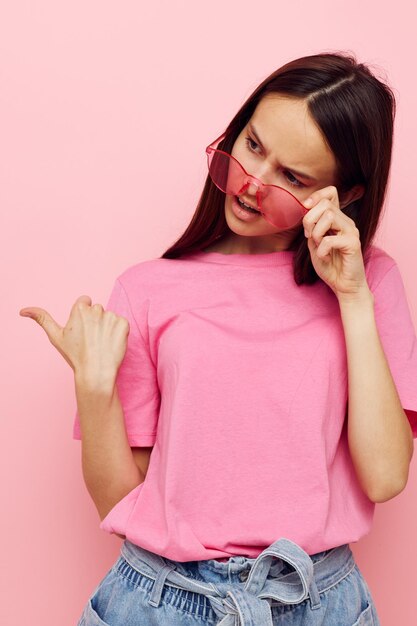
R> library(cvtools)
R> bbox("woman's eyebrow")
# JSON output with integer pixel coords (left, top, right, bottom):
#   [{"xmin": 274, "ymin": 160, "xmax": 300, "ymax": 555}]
[{"xmin": 248, "ymin": 123, "xmax": 318, "ymax": 182}]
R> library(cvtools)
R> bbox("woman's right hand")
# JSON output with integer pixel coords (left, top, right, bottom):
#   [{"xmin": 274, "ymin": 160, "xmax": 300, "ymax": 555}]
[{"xmin": 19, "ymin": 295, "xmax": 130, "ymax": 386}]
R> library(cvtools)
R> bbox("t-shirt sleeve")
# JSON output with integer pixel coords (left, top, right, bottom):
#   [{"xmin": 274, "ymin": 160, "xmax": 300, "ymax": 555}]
[
  {"xmin": 371, "ymin": 261, "xmax": 417, "ymax": 438},
  {"xmin": 72, "ymin": 277, "xmax": 160, "ymax": 446}
]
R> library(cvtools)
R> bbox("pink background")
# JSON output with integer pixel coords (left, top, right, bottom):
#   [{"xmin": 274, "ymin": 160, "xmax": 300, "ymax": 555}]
[{"xmin": 2, "ymin": 1, "xmax": 415, "ymax": 624}]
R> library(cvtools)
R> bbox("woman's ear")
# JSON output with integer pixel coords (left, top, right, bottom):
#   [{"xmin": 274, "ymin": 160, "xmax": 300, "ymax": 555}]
[{"xmin": 339, "ymin": 184, "xmax": 365, "ymax": 210}]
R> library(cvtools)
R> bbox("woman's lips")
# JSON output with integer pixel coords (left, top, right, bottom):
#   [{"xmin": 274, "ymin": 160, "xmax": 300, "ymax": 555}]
[{"xmin": 237, "ymin": 196, "xmax": 260, "ymax": 212}]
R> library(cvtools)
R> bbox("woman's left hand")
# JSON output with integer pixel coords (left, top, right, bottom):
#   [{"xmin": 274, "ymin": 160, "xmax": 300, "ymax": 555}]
[{"xmin": 302, "ymin": 185, "xmax": 371, "ymax": 302}]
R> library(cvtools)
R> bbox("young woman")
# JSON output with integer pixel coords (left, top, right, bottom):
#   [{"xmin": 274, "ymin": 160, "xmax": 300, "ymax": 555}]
[{"xmin": 20, "ymin": 52, "xmax": 417, "ymax": 625}]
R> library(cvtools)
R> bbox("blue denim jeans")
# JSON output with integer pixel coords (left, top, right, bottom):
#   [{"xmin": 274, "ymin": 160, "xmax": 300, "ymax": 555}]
[{"xmin": 77, "ymin": 537, "xmax": 381, "ymax": 625}]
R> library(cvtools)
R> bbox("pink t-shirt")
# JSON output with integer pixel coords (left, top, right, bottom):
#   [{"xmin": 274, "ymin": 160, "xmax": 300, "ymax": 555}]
[{"xmin": 73, "ymin": 244, "xmax": 417, "ymax": 562}]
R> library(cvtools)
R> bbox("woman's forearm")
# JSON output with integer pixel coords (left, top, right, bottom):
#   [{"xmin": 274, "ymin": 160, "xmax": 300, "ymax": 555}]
[
  {"xmin": 338, "ymin": 291, "xmax": 414, "ymax": 502},
  {"xmin": 75, "ymin": 372, "xmax": 145, "ymax": 522}
]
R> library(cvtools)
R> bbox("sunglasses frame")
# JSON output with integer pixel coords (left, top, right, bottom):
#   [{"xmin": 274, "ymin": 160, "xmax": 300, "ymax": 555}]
[{"xmin": 205, "ymin": 132, "xmax": 309, "ymax": 220}]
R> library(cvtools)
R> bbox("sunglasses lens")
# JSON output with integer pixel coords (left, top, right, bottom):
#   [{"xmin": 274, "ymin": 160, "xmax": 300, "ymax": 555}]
[
  {"xmin": 207, "ymin": 149, "xmax": 243, "ymax": 195},
  {"xmin": 207, "ymin": 148, "xmax": 305, "ymax": 229},
  {"xmin": 262, "ymin": 186, "xmax": 305, "ymax": 229}
]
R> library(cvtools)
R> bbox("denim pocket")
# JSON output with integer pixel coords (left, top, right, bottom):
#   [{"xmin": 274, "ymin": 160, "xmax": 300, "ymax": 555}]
[
  {"xmin": 83, "ymin": 598, "xmax": 111, "ymax": 625},
  {"xmin": 79, "ymin": 568, "xmax": 116, "ymax": 626},
  {"xmin": 79, "ymin": 559, "xmax": 158, "ymax": 626},
  {"xmin": 352, "ymin": 599, "xmax": 374, "ymax": 625}
]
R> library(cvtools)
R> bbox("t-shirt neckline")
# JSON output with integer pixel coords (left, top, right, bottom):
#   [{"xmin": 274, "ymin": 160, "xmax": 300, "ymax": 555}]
[{"xmin": 184, "ymin": 249, "xmax": 295, "ymax": 267}]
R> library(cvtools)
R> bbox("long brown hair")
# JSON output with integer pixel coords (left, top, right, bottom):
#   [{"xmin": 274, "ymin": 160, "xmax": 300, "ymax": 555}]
[{"xmin": 160, "ymin": 51, "xmax": 396, "ymax": 285}]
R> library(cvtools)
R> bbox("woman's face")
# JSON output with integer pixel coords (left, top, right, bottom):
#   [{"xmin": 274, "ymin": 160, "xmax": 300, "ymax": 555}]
[{"xmin": 223, "ymin": 93, "xmax": 339, "ymax": 251}]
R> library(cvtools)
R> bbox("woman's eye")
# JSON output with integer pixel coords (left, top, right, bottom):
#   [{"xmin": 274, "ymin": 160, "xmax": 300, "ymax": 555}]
[
  {"xmin": 245, "ymin": 136, "xmax": 259, "ymax": 152},
  {"xmin": 284, "ymin": 170, "xmax": 303, "ymax": 188},
  {"xmin": 244, "ymin": 136, "xmax": 303, "ymax": 188}
]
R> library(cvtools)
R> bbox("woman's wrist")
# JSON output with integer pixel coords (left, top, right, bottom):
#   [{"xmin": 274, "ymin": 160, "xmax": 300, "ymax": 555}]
[
  {"xmin": 74, "ymin": 370, "xmax": 119, "ymax": 423},
  {"xmin": 74, "ymin": 366, "xmax": 117, "ymax": 396}
]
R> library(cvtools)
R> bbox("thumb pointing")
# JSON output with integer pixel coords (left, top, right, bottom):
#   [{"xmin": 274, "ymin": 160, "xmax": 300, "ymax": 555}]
[{"xmin": 19, "ymin": 306, "xmax": 63, "ymax": 346}]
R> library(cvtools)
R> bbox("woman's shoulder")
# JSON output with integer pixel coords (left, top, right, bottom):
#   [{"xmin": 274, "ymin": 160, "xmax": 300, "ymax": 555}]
[
  {"xmin": 364, "ymin": 243, "xmax": 395, "ymax": 264},
  {"xmin": 363, "ymin": 244, "xmax": 414, "ymax": 308},
  {"xmin": 363, "ymin": 243, "xmax": 398, "ymax": 287},
  {"xmin": 113, "ymin": 256, "xmax": 187, "ymax": 294}
]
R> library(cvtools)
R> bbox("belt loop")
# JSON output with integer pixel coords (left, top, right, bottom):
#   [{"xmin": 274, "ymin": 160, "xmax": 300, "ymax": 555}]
[
  {"xmin": 147, "ymin": 563, "xmax": 177, "ymax": 607},
  {"xmin": 308, "ymin": 576, "xmax": 321, "ymax": 610}
]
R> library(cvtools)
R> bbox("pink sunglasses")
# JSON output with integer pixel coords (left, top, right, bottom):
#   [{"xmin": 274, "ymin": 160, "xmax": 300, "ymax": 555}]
[{"xmin": 206, "ymin": 132, "xmax": 310, "ymax": 230}]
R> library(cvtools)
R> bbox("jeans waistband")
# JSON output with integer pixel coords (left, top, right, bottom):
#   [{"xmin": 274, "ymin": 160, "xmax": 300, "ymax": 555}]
[{"xmin": 120, "ymin": 538, "xmax": 355, "ymax": 626}]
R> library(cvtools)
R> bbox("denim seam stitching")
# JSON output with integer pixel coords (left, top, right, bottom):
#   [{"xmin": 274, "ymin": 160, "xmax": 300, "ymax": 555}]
[{"xmin": 317, "ymin": 563, "xmax": 356, "ymax": 595}]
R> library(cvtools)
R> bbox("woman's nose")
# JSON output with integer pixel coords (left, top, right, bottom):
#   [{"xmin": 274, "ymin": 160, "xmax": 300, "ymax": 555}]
[{"xmin": 245, "ymin": 180, "xmax": 261, "ymax": 196}]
